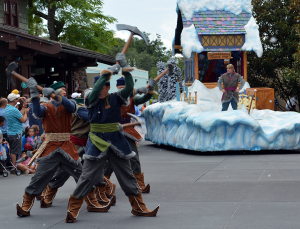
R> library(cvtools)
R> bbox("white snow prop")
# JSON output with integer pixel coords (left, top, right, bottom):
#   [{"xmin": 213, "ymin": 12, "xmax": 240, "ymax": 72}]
[
  {"xmin": 142, "ymin": 80, "xmax": 300, "ymax": 152},
  {"xmin": 178, "ymin": 0, "xmax": 253, "ymax": 20},
  {"xmin": 241, "ymin": 16, "xmax": 263, "ymax": 57},
  {"xmin": 181, "ymin": 24, "xmax": 204, "ymax": 58}
]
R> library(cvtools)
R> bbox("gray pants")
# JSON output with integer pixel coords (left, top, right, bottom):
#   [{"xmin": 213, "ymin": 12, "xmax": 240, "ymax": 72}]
[
  {"xmin": 25, "ymin": 153, "xmax": 82, "ymax": 196},
  {"xmin": 48, "ymin": 146, "xmax": 86, "ymax": 189},
  {"xmin": 104, "ymin": 137, "xmax": 141, "ymax": 177},
  {"xmin": 73, "ymin": 149, "xmax": 139, "ymax": 198}
]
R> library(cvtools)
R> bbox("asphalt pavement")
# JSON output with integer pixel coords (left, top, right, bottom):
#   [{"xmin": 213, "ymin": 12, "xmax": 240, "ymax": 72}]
[{"xmin": 1, "ymin": 141, "xmax": 300, "ymax": 229}]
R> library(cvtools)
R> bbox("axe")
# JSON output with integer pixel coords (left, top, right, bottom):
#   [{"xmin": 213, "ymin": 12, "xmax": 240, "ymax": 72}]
[
  {"xmin": 122, "ymin": 113, "xmax": 147, "ymax": 135},
  {"xmin": 116, "ymin": 24, "xmax": 149, "ymax": 64},
  {"xmin": 6, "ymin": 62, "xmax": 56, "ymax": 99}
]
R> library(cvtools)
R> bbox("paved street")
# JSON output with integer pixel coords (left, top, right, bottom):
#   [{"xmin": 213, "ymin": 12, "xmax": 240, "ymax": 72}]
[{"xmin": 1, "ymin": 141, "xmax": 300, "ymax": 229}]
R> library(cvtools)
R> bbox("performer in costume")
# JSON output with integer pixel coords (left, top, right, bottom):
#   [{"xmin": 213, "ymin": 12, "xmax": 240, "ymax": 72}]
[
  {"xmin": 65, "ymin": 53, "xmax": 159, "ymax": 223},
  {"xmin": 41, "ymin": 95, "xmax": 115, "ymax": 208},
  {"xmin": 217, "ymin": 64, "xmax": 245, "ymax": 111},
  {"xmin": 104, "ymin": 76, "xmax": 156, "ymax": 193},
  {"xmin": 16, "ymin": 80, "xmax": 109, "ymax": 217}
]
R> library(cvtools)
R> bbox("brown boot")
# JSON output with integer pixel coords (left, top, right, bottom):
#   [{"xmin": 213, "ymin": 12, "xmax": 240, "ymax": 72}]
[
  {"xmin": 128, "ymin": 193, "xmax": 159, "ymax": 217},
  {"xmin": 95, "ymin": 185, "xmax": 110, "ymax": 206},
  {"xmin": 104, "ymin": 177, "xmax": 116, "ymax": 198},
  {"xmin": 134, "ymin": 172, "xmax": 150, "ymax": 193},
  {"xmin": 36, "ymin": 186, "xmax": 47, "ymax": 201},
  {"xmin": 16, "ymin": 193, "xmax": 35, "ymax": 217},
  {"xmin": 85, "ymin": 189, "xmax": 111, "ymax": 212},
  {"xmin": 65, "ymin": 195, "xmax": 84, "ymax": 223},
  {"xmin": 40, "ymin": 185, "xmax": 58, "ymax": 208}
]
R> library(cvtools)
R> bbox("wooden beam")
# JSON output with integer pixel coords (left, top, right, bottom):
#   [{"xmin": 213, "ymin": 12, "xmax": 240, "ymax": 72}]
[
  {"xmin": 9, "ymin": 40, "xmax": 18, "ymax": 50},
  {"xmin": 5, "ymin": 59, "xmax": 36, "ymax": 66},
  {"xmin": 243, "ymin": 51, "xmax": 248, "ymax": 82},
  {"xmin": 194, "ymin": 52, "xmax": 199, "ymax": 81}
]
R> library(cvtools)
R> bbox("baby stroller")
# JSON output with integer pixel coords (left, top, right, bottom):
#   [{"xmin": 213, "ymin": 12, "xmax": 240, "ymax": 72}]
[{"xmin": 0, "ymin": 135, "xmax": 22, "ymax": 177}]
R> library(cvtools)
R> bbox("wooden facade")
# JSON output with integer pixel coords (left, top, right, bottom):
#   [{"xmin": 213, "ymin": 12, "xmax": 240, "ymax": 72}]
[{"xmin": 0, "ymin": 0, "xmax": 115, "ymax": 97}]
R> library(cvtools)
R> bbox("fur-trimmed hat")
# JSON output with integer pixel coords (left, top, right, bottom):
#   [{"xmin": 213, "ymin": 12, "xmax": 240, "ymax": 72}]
[{"xmin": 50, "ymin": 81, "xmax": 66, "ymax": 90}]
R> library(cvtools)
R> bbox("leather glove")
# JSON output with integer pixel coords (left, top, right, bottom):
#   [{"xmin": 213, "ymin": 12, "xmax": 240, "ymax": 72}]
[
  {"xmin": 27, "ymin": 77, "xmax": 39, "ymax": 99},
  {"xmin": 116, "ymin": 53, "xmax": 127, "ymax": 67},
  {"xmin": 108, "ymin": 64, "xmax": 120, "ymax": 75},
  {"xmin": 136, "ymin": 87, "xmax": 147, "ymax": 94},
  {"xmin": 148, "ymin": 79, "xmax": 156, "ymax": 92}
]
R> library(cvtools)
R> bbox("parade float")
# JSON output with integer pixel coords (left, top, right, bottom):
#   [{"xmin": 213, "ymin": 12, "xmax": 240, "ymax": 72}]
[{"xmin": 142, "ymin": 0, "xmax": 300, "ymax": 152}]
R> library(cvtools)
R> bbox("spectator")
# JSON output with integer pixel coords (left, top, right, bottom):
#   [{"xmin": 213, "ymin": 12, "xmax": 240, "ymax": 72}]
[
  {"xmin": 5, "ymin": 93, "xmax": 30, "ymax": 170},
  {"xmin": 19, "ymin": 97, "xmax": 30, "ymax": 132},
  {"xmin": 0, "ymin": 98, "xmax": 8, "ymax": 141},
  {"xmin": 17, "ymin": 151, "xmax": 37, "ymax": 174},
  {"xmin": 28, "ymin": 97, "xmax": 48, "ymax": 137}
]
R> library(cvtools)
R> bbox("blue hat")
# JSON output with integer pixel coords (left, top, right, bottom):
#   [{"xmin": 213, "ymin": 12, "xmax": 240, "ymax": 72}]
[
  {"xmin": 94, "ymin": 75, "xmax": 110, "ymax": 86},
  {"xmin": 116, "ymin": 77, "xmax": 125, "ymax": 86}
]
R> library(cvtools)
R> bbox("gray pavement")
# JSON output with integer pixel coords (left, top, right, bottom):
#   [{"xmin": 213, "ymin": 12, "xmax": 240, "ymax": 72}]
[{"xmin": 1, "ymin": 141, "xmax": 300, "ymax": 229}]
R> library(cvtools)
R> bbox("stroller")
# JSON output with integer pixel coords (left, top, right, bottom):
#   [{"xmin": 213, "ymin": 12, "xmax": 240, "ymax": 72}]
[{"xmin": 0, "ymin": 136, "xmax": 22, "ymax": 177}]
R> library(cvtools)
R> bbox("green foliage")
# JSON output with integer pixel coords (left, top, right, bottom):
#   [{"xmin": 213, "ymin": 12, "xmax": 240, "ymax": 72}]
[
  {"xmin": 248, "ymin": 0, "xmax": 300, "ymax": 110},
  {"xmin": 27, "ymin": 0, "xmax": 117, "ymax": 53}
]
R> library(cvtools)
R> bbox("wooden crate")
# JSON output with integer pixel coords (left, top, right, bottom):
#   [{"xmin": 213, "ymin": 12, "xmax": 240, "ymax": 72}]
[{"xmin": 246, "ymin": 88, "xmax": 274, "ymax": 110}]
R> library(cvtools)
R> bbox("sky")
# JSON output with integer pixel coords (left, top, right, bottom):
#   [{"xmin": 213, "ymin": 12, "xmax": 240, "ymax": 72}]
[{"xmin": 102, "ymin": 0, "xmax": 178, "ymax": 50}]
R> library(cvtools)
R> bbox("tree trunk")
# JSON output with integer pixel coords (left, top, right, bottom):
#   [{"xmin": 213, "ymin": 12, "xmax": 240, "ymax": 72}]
[{"xmin": 48, "ymin": 2, "xmax": 57, "ymax": 41}]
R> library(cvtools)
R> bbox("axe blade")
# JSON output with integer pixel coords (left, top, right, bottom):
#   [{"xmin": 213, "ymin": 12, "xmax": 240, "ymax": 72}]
[
  {"xmin": 116, "ymin": 24, "xmax": 149, "ymax": 46},
  {"xmin": 6, "ymin": 61, "xmax": 18, "ymax": 86},
  {"xmin": 127, "ymin": 113, "xmax": 147, "ymax": 135}
]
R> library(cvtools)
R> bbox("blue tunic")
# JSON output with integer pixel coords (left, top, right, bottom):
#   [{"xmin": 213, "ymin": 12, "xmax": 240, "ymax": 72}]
[{"xmin": 84, "ymin": 92, "xmax": 134, "ymax": 160}]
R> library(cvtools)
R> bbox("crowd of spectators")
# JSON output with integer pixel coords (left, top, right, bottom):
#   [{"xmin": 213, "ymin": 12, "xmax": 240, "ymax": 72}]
[{"xmin": 0, "ymin": 89, "xmax": 45, "ymax": 175}]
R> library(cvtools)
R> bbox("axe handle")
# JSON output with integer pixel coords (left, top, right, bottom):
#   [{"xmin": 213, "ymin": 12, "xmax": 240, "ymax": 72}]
[
  {"xmin": 11, "ymin": 72, "xmax": 56, "ymax": 99},
  {"xmin": 146, "ymin": 68, "xmax": 169, "ymax": 88},
  {"xmin": 122, "ymin": 122, "xmax": 140, "ymax": 128},
  {"xmin": 122, "ymin": 33, "xmax": 134, "ymax": 54},
  {"xmin": 116, "ymin": 33, "xmax": 135, "ymax": 65}
]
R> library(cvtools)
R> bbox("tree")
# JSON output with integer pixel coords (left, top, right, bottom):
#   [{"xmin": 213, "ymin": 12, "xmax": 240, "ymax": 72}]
[
  {"xmin": 248, "ymin": 0, "xmax": 300, "ymax": 111},
  {"xmin": 27, "ymin": 0, "xmax": 117, "ymax": 53}
]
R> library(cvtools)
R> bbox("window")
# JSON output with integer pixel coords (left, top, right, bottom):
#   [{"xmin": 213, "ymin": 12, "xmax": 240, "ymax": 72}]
[
  {"xmin": 3, "ymin": 0, "xmax": 19, "ymax": 27},
  {"xmin": 201, "ymin": 35, "xmax": 245, "ymax": 47}
]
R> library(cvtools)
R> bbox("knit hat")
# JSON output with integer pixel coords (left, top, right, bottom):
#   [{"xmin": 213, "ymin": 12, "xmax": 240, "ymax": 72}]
[
  {"xmin": 7, "ymin": 93, "xmax": 20, "ymax": 102},
  {"xmin": 74, "ymin": 97, "xmax": 84, "ymax": 104},
  {"xmin": 116, "ymin": 77, "xmax": 125, "ymax": 86},
  {"xmin": 50, "ymin": 81, "xmax": 66, "ymax": 90},
  {"xmin": 94, "ymin": 75, "xmax": 110, "ymax": 86}
]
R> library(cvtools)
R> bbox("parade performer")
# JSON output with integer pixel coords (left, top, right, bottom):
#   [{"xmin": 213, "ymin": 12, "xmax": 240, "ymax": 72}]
[
  {"xmin": 16, "ymin": 80, "xmax": 108, "ymax": 217},
  {"xmin": 218, "ymin": 64, "xmax": 246, "ymax": 111},
  {"xmin": 158, "ymin": 57, "xmax": 183, "ymax": 102},
  {"xmin": 104, "ymin": 76, "xmax": 156, "ymax": 194},
  {"xmin": 40, "ymin": 95, "xmax": 115, "ymax": 208},
  {"xmin": 65, "ymin": 53, "xmax": 159, "ymax": 223}
]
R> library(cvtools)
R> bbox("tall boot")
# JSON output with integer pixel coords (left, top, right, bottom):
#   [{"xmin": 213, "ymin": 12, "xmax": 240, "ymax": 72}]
[
  {"xmin": 16, "ymin": 193, "xmax": 36, "ymax": 217},
  {"xmin": 40, "ymin": 185, "xmax": 58, "ymax": 208},
  {"xmin": 65, "ymin": 195, "xmax": 84, "ymax": 223},
  {"xmin": 134, "ymin": 172, "xmax": 150, "ymax": 193},
  {"xmin": 95, "ymin": 185, "xmax": 111, "ymax": 206},
  {"xmin": 36, "ymin": 186, "xmax": 47, "ymax": 201},
  {"xmin": 85, "ymin": 188, "xmax": 111, "ymax": 212},
  {"xmin": 104, "ymin": 177, "xmax": 116, "ymax": 198},
  {"xmin": 128, "ymin": 193, "xmax": 159, "ymax": 217}
]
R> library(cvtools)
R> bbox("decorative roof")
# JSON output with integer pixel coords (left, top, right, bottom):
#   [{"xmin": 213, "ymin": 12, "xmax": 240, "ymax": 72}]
[{"xmin": 181, "ymin": 10, "xmax": 252, "ymax": 35}]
